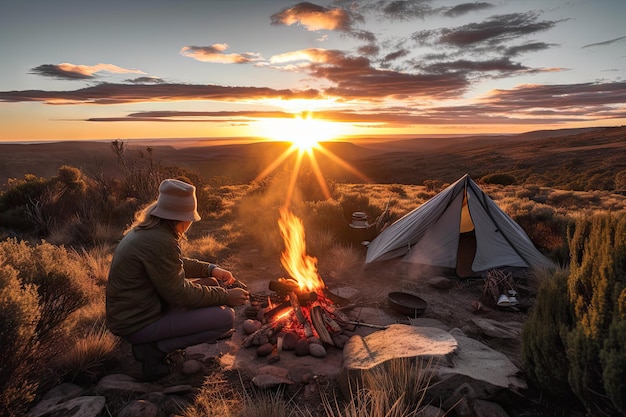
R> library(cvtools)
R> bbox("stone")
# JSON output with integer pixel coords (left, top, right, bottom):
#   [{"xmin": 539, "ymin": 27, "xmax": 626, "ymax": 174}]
[
  {"xmin": 471, "ymin": 318, "xmax": 524, "ymax": 339},
  {"xmin": 252, "ymin": 373, "xmax": 294, "ymax": 389},
  {"xmin": 28, "ymin": 396, "xmax": 105, "ymax": 417},
  {"xmin": 294, "ymin": 338, "xmax": 310, "ymax": 356},
  {"xmin": 473, "ymin": 399, "xmax": 510, "ymax": 417},
  {"xmin": 26, "ymin": 383, "xmax": 84, "ymax": 417},
  {"xmin": 431, "ymin": 331, "xmax": 527, "ymax": 402},
  {"xmin": 181, "ymin": 359, "xmax": 201, "ymax": 375},
  {"xmin": 342, "ymin": 324, "xmax": 458, "ymax": 371},
  {"xmin": 418, "ymin": 404, "xmax": 445, "ymax": 417},
  {"xmin": 309, "ymin": 343, "xmax": 327, "ymax": 358},
  {"xmin": 331, "ymin": 334, "xmax": 350, "ymax": 349},
  {"xmin": 94, "ymin": 374, "xmax": 155, "ymax": 396},
  {"xmin": 243, "ymin": 319, "xmax": 262, "ymax": 334},
  {"xmin": 281, "ymin": 332, "xmax": 298, "ymax": 350},
  {"xmin": 340, "ymin": 324, "xmax": 458, "ymax": 396},
  {"xmin": 428, "ymin": 276, "xmax": 455, "ymax": 290},
  {"xmin": 256, "ymin": 343, "xmax": 274, "ymax": 357},
  {"xmin": 117, "ymin": 399, "xmax": 158, "ymax": 417},
  {"xmin": 257, "ymin": 365, "xmax": 290, "ymax": 379}
]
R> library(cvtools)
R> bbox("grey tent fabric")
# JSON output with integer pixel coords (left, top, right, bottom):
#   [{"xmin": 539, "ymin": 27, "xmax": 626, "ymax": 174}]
[{"xmin": 365, "ymin": 174, "xmax": 554, "ymax": 273}]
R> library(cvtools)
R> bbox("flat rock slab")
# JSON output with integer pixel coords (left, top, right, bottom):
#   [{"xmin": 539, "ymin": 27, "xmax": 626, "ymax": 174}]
[{"xmin": 342, "ymin": 324, "xmax": 458, "ymax": 371}]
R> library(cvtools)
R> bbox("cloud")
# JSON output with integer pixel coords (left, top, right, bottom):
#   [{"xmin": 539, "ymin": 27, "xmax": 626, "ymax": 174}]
[
  {"xmin": 271, "ymin": 2, "xmax": 352, "ymax": 31},
  {"xmin": 125, "ymin": 76, "xmax": 165, "ymax": 84},
  {"xmin": 180, "ymin": 44, "xmax": 263, "ymax": 63},
  {"xmin": 443, "ymin": 2, "xmax": 495, "ymax": 18},
  {"xmin": 582, "ymin": 35, "xmax": 626, "ymax": 49},
  {"xmin": 0, "ymin": 83, "xmax": 321, "ymax": 104},
  {"xmin": 413, "ymin": 12, "xmax": 561, "ymax": 47},
  {"xmin": 30, "ymin": 63, "xmax": 145, "ymax": 80}
]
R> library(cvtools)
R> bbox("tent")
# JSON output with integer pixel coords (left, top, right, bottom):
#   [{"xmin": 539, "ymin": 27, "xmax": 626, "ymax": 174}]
[{"xmin": 365, "ymin": 174, "xmax": 554, "ymax": 276}]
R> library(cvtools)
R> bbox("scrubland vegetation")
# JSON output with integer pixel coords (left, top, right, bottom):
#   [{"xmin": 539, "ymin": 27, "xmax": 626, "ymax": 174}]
[{"xmin": 1, "ymin": 139, "xmax": 625, "ymax": 416}]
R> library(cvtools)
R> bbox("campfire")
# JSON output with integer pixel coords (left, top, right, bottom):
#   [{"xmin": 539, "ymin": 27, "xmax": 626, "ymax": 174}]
[{"xmin": 242, "ymin": 208, "xmax": 351, "ymax": 354}]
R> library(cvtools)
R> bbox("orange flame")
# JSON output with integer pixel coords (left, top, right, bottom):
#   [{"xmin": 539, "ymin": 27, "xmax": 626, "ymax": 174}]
[{"xmin": 278, "ymin": 207, "xmax": 325, "ymax": 292}]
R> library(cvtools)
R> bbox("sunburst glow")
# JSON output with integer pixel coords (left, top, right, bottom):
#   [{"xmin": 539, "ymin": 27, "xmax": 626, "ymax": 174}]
[{"xmin": 258, "ymin": 113, "xmax": 349, "ymax": 150}]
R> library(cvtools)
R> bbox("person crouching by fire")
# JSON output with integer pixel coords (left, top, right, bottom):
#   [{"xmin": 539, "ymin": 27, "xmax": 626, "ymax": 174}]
[{"xmin": 106, "ymin": 178, "xmax": 249, "ymax": 380}]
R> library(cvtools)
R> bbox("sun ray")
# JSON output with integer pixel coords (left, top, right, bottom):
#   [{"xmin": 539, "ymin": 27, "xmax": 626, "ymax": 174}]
[
  {"xmin": 314, "ymin": 144, "xmax": 371, "ymax": 183},
  {"xmin": 252, "ymin": 144, "xmax": 298, "ymax": 183}
]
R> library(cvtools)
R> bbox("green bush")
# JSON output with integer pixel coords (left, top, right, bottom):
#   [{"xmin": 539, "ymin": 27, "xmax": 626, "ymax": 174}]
[{"xmin": 522, "ymin": 213, "xmax": 626, "ymax": 415}]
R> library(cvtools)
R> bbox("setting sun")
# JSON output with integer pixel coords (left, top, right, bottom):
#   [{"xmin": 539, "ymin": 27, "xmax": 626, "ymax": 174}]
[{"xmin": 257, "ymin": 113, "xmax": 349, "ymax": 149}]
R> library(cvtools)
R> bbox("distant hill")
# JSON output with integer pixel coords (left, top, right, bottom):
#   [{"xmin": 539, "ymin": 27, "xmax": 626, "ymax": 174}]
[{"xmin": 1, "ymin": 126, "xmax": 625, "ymax": 191}]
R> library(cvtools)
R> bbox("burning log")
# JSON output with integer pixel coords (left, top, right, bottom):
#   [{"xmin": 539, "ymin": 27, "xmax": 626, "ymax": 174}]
[
  {"xmin": 310, "ymin": 305, "xmax": 334, "ymax": 346},
  {"xmin": 243, "ymin": 318, "xmax": 287, "ymax": 348},
  {"xmin": 269, "ymin": 279, "xmax": 318, "ymax": 303},
  {"xmin": 290, "ymin": 292, "xmax": 313, "ymax": 338}
]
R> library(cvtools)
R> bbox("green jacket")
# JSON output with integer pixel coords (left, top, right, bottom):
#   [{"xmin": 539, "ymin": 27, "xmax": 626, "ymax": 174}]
[{"xmin": 106, "ymin": 223, "xmax": 228, "ymax": 337}]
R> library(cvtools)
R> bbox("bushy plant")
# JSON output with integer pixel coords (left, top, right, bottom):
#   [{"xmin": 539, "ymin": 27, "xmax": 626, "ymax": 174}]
[
  {"xmin": 0, "ymin": 239, "xmax": 94, "ymax": 337},
  {"xmin": 481, "ymin": 172, "xmax": 517, "ymax": 186},
  {"xmin": 522, "ymin": 213, "xmax": 626, "ymax": 415},
  {"xmin": 0, "ymin": 264, "xmax": 41, "ymax": 417}
]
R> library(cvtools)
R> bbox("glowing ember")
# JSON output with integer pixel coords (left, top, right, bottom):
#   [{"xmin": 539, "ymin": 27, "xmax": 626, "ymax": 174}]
[{"xmin": 278, "ymin": 207, "xmax": 325, "ymax": 293}]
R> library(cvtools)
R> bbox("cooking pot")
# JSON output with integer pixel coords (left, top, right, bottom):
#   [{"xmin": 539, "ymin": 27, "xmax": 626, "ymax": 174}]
[{"xmin": 388, "ymin": 292, "xmax": 427, "ymax": 317}]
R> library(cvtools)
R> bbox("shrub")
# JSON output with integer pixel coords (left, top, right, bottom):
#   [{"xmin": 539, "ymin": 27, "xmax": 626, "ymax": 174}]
[
  {"xmin": 0, "ymin": 264, "xmax": 41, "ymax": 417},
  {"xmin": 522, "ymin": 213, "xmax": 626, "ymax": 415},
  {"xmin": 0, "ymin": 239, "xmax": 94, "ymax": 337},
  {"xmin": 481, "ymin": 173, "xmax": 517, "ymax": 186}
]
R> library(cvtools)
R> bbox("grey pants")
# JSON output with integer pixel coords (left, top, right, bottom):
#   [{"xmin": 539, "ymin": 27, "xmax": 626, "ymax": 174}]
[{"xmin": 125, "ymin": 305, "xmax": 235, "ymax": 353}]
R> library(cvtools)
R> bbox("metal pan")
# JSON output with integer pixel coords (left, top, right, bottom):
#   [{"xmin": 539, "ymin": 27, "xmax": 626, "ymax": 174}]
[{"xmin": 388, "ymin": 292, "xmax": 427, "ymax": 317}]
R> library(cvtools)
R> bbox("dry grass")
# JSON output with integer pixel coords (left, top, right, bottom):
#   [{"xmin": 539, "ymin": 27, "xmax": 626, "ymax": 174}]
[
  {"xmin": 321, "ymin": 358, "xmax": 440, "ymax": 417},
  {"xmin": 53, "ymin": 322, "xmax": 118, "ymax": 383}
]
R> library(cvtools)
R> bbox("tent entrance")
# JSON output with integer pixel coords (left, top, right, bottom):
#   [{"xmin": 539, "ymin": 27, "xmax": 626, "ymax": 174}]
[{"xmin": 456, "ymin": 193, "xmax": 476, "ymax": 278}]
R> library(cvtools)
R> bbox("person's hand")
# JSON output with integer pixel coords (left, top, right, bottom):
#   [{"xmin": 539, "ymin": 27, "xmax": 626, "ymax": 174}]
[
  {"xmin": 226, "ymin": 288, "xmax": 250, "ymax": 307},
  {"xmin": 212, "ymin": 267, "xmax": 235, "ymax": 286}
]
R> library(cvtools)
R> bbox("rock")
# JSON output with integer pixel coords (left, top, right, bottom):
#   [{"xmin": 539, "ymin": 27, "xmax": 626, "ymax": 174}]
[
  {"xmin": 256, "ymin": 343, "xmax": 274, "ymax": 357},
  {"xmin": 181, "ymin": 359, "xmax": 201, "ymax": 375},
  {"xmin": 295, "ymin": 338, "xmax": 310, "ymax": 356},
  {"xmin": 309, "ymin": 343, "xmax": 327, "ymax": 358},
  {"xmin": 281, "ymin": 332, "xmax": 298, "ymax": 350},
  {"xmin": 117, "ymin": 400, "xmax": 158, "ymax": 417},
  {"xmin": 431, "ymin": 331, "xmax": 527, "ymax": 403},
  {"xmin": 471, "ymin": 318, "xmax": 524, "ymax": 339},
  {"xmin": 473, "ymin": 399, "xmax": 510, "ymax": 417},
  {"xmin": 243, "ymin": 319, "xmax": 262, "ymax": 334},
  {"xmin": 307, "ymin": 336, "xmax": 322, "ymax": 345},
  {"xmin": 418, "ymin": 404, "xmax": 445, "ymax": 416},
  {"xmin": 428, "ymin": 276, "xmax": 455, "ymax": 290},
  {"xmin": 26, "ymin": 383, "xmax": 84, "ymax": 417},
  {"xmin": 252, "ymin": 373, "xmax": 294, "ymax": 389},
  {"xmin": 27, "ymin": 396, "xmax": 105, "ymax": 417},
  {"xmin": 95, "ymin": 374, "xmax": 155, "ymax": 397},
  {"xmin": 257, "ymin": 365, "xmax": 289, "ymax": 379},
  {"xmin": 340, "ymin": 324, "xmax": 458, "ymax": 396},
  {"xmin": 331, "ymin": 334, "xmax": 350, "ymax": 349}
]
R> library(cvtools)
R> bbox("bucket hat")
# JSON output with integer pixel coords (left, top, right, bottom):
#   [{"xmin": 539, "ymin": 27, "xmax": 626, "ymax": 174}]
[{"xmin": 151, "ymin": 179, "xmax": 201, "ymax": 222}]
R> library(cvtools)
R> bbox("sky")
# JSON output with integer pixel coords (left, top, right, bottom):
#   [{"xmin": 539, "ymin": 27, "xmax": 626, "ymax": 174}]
[{"xmin": 1, "ymin": 0, "xmax": 625, "ymax": 143}]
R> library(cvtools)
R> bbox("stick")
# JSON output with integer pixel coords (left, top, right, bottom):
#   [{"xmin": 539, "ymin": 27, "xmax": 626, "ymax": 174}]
[{"xmin": 338, "ymin": 320, "xmax": 389, "ymax": 330}]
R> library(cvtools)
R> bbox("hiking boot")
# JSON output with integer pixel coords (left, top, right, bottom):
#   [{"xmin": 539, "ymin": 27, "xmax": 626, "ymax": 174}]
[{"xmin": 132, "ymin": 343, "xmax": 170, "ymax": 380}]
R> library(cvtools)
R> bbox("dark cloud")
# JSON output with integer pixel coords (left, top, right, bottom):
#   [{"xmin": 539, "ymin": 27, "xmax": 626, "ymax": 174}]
[
  {"xmin": 125, "ymin": 76, "xmax": 165, "ymax": 84},
  {"xmin": 30, "ymin": 64, "xmax": 94, "ymax": 80},
  {"xmin": 0, "ymin": 83, "xmax": 321, "ymax": 104},
  {"xmin": 29, "ymin": 63, "xmax": 145, "ymax": 80},
  {"xmin": 582, "ymin": 35, "xmax": 626, "ymax": 49},
  {"xmin": 413, "ymin": 12, "xmax": 561, "ymax": 47},
  {"xmin": 304, "ymin": 50, "xmax": 469, "ymax": 99},
  {"xmin": 443, "ymin": 2, "xmax": 495, "ymax": 18},
  {"xmin": 504, "ymin": 42, "xmax": 554, "ymax": 57},
  {"xmin": 422, "ymin": 57, "xmax": 528, "ymax": 74},
  {"xmin": 379, "ymin": 0, "xmax": 435, "ymax": 20}
]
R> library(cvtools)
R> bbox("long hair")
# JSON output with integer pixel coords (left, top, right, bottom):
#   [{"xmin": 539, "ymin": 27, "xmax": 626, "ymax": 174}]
[{"xmin": 124, "ymin": 201, "xmax": 182, "ymax": 238}]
